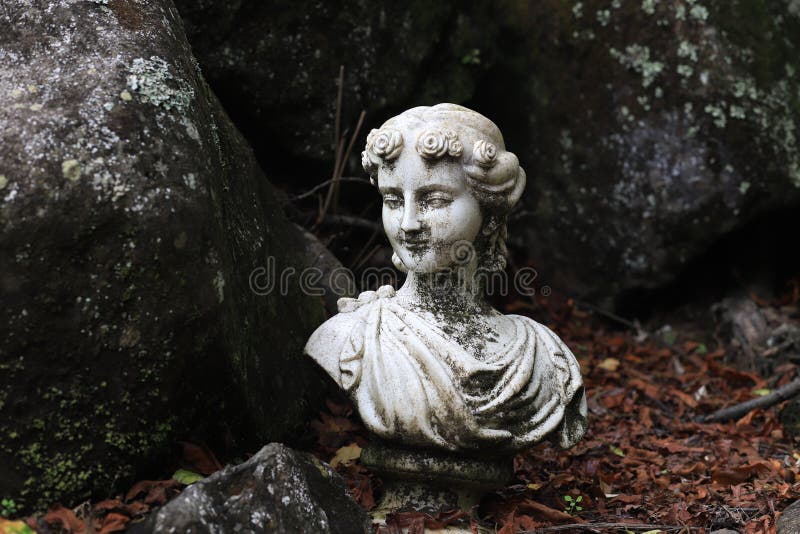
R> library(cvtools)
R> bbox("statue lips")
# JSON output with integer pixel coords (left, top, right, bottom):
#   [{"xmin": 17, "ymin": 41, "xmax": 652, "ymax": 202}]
[
  {"xmin": 399, "ymin": 233, "xmax": 429, "ymax": 254},
  {"xmin": 400, "ymin": 238, "xmax": 429, "ymax": 256}
]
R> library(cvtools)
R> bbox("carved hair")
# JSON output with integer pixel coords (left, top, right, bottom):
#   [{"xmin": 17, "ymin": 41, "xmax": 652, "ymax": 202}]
[{"xmin": 361, "ymin": 103, "xmax": 526, "ymax": 272}]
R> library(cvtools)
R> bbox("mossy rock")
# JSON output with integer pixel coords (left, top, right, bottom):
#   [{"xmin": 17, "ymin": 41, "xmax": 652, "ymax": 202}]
[
  {"xmin": 176, "ymin": 1, "xmax": 800, "ymax": 304},
  {"xmin": 135, "ymin": 443, "xmax": 369, "ymax": 534},
  {"xmin": 0, "ymin": 0, "xmax": 325, "ymax": 512},
  {"xmin": 173, "ymin": 0, "xmax": 503, "ymax": 164},
  {"xmin": 482, "ymin": 0, "xmax": 800, "ymax": 301}
]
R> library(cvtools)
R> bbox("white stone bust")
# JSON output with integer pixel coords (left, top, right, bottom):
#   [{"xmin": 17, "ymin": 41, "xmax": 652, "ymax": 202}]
[{"xmin": 305, "ymin": 104, "xmax": 587, "ymax": 454}]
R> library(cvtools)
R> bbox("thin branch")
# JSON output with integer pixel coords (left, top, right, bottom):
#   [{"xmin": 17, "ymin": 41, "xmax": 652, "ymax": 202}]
[
  {"xmin": 318, "ymin": 65, "xmax": 346, "ymax": 225},
  {"xmin": 353, "ymin": 243, "xmax": 383, "ymax": 272},
  {"xmin": 318, "ymin": 136, "xmax": 346, "ymax": 224},
  {"xmin": 335, "ymin": 110, "xmax": 366, "ymax": 181},
  {"xmin": 316, "ymin": 68, "xmax": 368, "ymax": 225},
  {"xmin": 333, "ymin": 65, "xmax": 343, "ymax": 150},
  {"xmin": 330, "ymin": 110, "xmax": 366, "ymax": 214},
  {"xmin": 697, "ymin": 376, "xmax": 800, "ymax": 423},
  {"xmin": 575, "ymin": 300, "xmax": 639, "ymax": 331},
  {"xmin": 351, "ymin": 224, "xmax": 383, "ymax": 271},
  {"xmin": 527, "ymin": 522, "xmax": 698, "ymax": 533},
  {"xmin": 288, "ymin": 177, "xmax": 371, "ymax": 202},
  {"xmin": 318, "ymin": 214, "xmax": 382, "ymax": 233}
]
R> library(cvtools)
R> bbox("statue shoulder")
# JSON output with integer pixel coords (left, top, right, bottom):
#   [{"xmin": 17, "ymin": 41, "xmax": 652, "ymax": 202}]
[
  {"xmin": 509, "ymin": 314, "xmax": 574, "ymax": 358},
  {"xmin": 304, "ymin": 285, "xmax": 397, "ymax": 385},
  {"xmin": 510, "ymin": 314, "xmax": 587, "ymax": 448},
  {"xmin": 304, "ymin": 311, "xmax": 362, "ymax": 384}
]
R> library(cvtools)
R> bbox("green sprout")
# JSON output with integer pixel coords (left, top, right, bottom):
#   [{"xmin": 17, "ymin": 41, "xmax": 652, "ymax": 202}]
[
  {"xmin": 1, "ymin": 498, "xmax": 19, "ymax": 517},
  {"xmin": 564, "ymin": 494, "xmax": 583, "ymax": 513}
]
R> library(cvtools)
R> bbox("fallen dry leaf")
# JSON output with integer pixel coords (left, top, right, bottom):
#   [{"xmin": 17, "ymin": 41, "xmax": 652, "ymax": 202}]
[
  {"xmin": 598, "ymin": 357, "xmax": 621, "ymax": 371},
  {"xmin": 180, "ymin": 441, "xmax": 223, "ymax": 475},
  {"xmin": 43, "ymin": 504, "xmax": 84, "ymax": 532},
  {"xmin": 518, "ymin": 500, "xmax": 577, "ymax": 523},
  {"xmin": 331, "ymin": 443, "xmax": 362, "ymax": 468}
]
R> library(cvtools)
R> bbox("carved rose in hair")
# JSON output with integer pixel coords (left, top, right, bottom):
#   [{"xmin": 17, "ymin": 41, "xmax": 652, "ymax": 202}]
[
  {"xmin": 442, "ymin": 129, "xmax": 463, "ymax": 157},
  {"xmin": 416, "ymin": 129, "xmax": 448, "ymax": 159},
  {"xmin": 417, "ymin": 129, "xmax": 464, "ymax": 159},
  {"xmin": 370, "ymin": 128, "xmax": 403, "ymax": 160},
  {"xmin": 448, "ymin": 139, "xmax": 463, "ymax": 158},
  {"xmin": 473, "ymin": 139, "xmax": 498, "ymax": 168},
  {"xmin": 366, "ymin": 128, "xmax": 378, "ymax": 148}
]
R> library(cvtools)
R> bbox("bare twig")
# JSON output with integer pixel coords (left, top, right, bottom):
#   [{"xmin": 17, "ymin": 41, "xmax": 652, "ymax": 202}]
[
  {"xmin": 527, "ymin": 523, "xmax": 698, "ymax": 533},
  {"xmin": 316, "ymin": 66, "xmax": 367, "ymax": 226},
  {"xmin": 318, "ymin": 214, "xmax": 382, "ymax": 232},
  {"xmin": 335, "ymin": 110, "xmax": 366, "ymax": 183},
  {"xmin": 318, "ymin": 65, "xmax": 346, "ymax": 225},
  {"xmin": 329, "ymin": 110, "xmax": 366, "ymax": 215},
  {"xmin": 318, "ymin": 136, "xmax": 346, "ymax": 224},
  {"xmin": 288, "ymin": 177, "xmax": 371, "ymax": 202},
  {"xmin": 697, "ymin": 376, "xmax": 800, "ymax": 423},
  {"xmin": 353, "ymin": 243, "xmax": 383, "ymax": 272},
  {"xmin": 575, "ymin": 299, "xmax": 640, "ymax": 332}
]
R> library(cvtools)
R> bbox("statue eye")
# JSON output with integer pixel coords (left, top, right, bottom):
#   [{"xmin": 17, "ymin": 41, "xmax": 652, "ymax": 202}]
[
  {"xmin": 383, "ymin": 194, "xmax": 403, "ymax": 209},
  {"xmin": 422, "ymin": 193, "xmax": 452, "ymax": 209}
]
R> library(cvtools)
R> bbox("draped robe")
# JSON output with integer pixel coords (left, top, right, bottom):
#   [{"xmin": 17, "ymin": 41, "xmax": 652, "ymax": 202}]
[{"xmin": 305, "ymin": 286, "xmax": 587, "ymax": 453}]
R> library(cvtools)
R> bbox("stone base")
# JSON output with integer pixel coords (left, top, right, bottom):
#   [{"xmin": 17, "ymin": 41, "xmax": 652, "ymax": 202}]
[{"xmin": 362, "ymin": 442, "xmax": 513, "ymax": 527}]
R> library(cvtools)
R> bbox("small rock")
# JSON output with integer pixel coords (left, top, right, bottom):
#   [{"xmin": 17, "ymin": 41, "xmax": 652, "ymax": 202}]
[
  {"xmin": 778, "ymin": 499, "xmax": 800, "ymax": 534},
  {"xmin": 134, "ymin": 443, "xmax": 369, "ymax": 534}
]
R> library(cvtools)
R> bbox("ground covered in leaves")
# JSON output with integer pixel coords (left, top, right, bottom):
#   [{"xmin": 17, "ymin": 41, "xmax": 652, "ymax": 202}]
[
  {"xmin": 314, "ymin": 288, "xmax": 800, "ymax": 533},
  {"xmin": 2, "ymin": 287, "xmax": 799, "ymax": 533}
]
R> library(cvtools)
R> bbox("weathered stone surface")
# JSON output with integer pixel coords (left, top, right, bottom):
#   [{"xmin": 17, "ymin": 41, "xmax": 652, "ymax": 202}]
[
  {"xmin": 306, "ymin": 105, "xmax": 587, "ymax": 459},
  {"xmin": 134, "ymin": 443, "xmax": 369, "ymax": 534},
  {"xmin": 0, "ymin": 0, "xmax": 325, "ymax": 511},
  {"xmin": 175, "ymin": 1, "xmax": 800, "ymax": 304},
  {"xmin": 295, "ymin": 225, "xmax": 356, "ymax": 316},
  {"xmin": 173, "ymin": 0, "xmax": 501, "ymax": 162},
  {"xmin": 778, "ymin": 499, "xmax": 800, "ymax": 534},
  {"xmin": 492, "ymin": 0, "xmax": 800, "ymax": 302}
]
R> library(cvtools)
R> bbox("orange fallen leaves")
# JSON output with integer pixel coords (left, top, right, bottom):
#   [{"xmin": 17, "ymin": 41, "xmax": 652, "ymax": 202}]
[
  {"xmin": 42, "ymin": 505, "xmax": 83, "ymax": 532},
  {"xmin": 489, "ymin": 296, "xmax": 800, "ymax": 532}
]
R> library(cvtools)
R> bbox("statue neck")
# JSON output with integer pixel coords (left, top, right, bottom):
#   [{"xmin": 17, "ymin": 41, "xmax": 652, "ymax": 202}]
[{"xmin": 397, "ymin": 268, "xmax": 491, "ymax": 317}]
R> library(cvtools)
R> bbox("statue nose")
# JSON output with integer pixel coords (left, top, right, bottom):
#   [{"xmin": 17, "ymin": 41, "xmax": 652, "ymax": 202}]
[{"xmin": 400, "ymin": 203, "xmax": 422, "ymax": 233}]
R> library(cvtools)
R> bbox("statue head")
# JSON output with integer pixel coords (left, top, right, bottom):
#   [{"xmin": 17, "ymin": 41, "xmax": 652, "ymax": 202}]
[{"xmin": 361, "ymin": 103, "xmax": 526, "ymax": 275}]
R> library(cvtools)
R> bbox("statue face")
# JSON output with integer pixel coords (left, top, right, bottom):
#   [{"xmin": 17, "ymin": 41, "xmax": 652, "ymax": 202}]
[{"xmin": 378, "ymin": 148, "xmax": 483, "ymax": 273}]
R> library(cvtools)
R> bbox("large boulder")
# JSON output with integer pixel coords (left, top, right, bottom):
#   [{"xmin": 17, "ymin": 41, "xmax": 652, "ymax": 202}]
[
  {"xmin": 0, "ymin": 0, "xmax": 325, "ymax": 512},
  {"xmin": 135, "ymin": 443, "xmax": 369, "ymax": 534},
  {"xmin": 173, "ymin": 0, "xmax": 502, "ymax": 164},
  {"xmin": 175, "ymin": 1, "xmax": 800, "ymax": 304},
  {"xmin": 488, "ymin": 0, "xmax": 800, "ymax": 302}
]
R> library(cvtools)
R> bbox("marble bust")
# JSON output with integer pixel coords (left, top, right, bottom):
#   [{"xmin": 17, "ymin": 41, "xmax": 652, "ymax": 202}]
[{"xmin": 305, "ymin": 104, "xmax": 587, "ymax": 457}]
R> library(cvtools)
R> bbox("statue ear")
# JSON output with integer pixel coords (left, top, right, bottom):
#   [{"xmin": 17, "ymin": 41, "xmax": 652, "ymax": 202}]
[{"xmin": 507, "ymin": 167, "xmax": 526, "ymax": 207}]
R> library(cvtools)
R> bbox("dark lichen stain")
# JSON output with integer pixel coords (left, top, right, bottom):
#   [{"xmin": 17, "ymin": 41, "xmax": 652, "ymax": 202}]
[{"xmin": 108, "ymin": 0, "xmax": 145, "ymax": 30}]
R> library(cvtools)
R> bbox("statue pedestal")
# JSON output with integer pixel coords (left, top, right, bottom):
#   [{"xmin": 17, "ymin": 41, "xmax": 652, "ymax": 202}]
[{"xmin": 362, "ymin": 442, "xmax": 513, "ymax": 529}]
